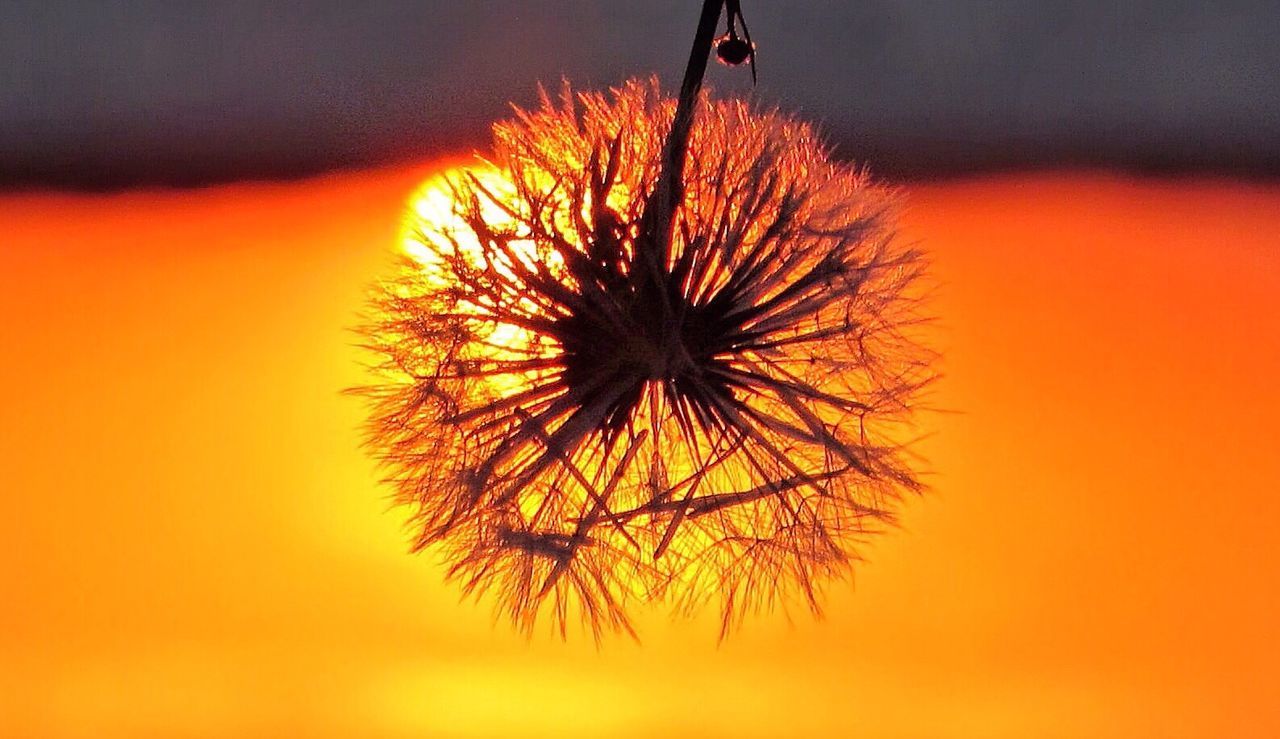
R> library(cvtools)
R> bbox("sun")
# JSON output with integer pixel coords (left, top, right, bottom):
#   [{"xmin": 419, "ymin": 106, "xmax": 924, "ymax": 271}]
[{"xmin": 358, "ymin": 78, "xmax": 932, "ymax": 640}]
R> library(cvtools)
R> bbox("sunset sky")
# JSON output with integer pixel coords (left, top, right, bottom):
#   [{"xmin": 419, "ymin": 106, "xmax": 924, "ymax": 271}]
[{"xmin": 3, "ymin": 2, "xmax": 1279, "ymax": 737}]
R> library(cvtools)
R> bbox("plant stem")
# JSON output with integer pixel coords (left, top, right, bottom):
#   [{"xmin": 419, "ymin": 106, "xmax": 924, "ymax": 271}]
[
  {"xmin": 639, "ymin": 0, "xmax": 724, "ymax": 266},
  {"xmin": 668, "ymin": 0, "xmax": 725, "ymax": 200}
]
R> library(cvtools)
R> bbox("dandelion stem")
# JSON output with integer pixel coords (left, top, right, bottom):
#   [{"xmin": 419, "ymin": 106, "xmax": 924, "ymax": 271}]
[
  {"xmin": 669, "ymin": 0, "xmax": 726, "ymax": 194},
  {"xmin": 640, "ymin": 0, "xmax": 726, "ymax": 271}
]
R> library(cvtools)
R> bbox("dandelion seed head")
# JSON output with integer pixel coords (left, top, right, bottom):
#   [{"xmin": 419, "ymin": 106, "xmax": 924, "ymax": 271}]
[{"xmin": 358, "ymin": 78, "xmax": 932, "ymax": 640}]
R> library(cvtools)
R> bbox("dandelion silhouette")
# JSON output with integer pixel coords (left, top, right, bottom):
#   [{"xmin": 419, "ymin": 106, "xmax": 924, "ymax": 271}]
[{"xmin": 356, "ymin": 1, "xmax": 932, "ymax": 640}]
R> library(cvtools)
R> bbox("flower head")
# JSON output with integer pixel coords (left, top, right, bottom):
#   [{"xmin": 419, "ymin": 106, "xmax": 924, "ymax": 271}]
[{"xmin": 358, "ymin": 78, "xmax": 932, "ymax": 639}]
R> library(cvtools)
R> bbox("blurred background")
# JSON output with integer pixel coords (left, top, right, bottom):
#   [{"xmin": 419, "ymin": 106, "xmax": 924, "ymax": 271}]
[
  {"xmin": 3, "ymin": 2, "xmax": 1279, "ymax": 737},
  {"xmin": 4, "ymin": 0, "xmax": 1280, "ymax": 188}
]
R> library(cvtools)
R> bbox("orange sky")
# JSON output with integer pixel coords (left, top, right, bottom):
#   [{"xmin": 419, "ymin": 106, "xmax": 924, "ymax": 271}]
[{"xmin": 2, "ymin": 166, "xmax": 1278, "ymax": 737}]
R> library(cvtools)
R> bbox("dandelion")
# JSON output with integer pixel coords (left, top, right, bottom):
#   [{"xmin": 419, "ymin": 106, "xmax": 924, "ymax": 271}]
[{"xmin": 356, "ymin": 75, "xmax": 932, "ymax": 640}]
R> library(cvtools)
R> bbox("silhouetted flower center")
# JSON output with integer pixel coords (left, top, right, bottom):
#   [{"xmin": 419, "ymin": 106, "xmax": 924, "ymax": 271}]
[{"xmin": 554, "ymin": 269, "xmax": 741, "ymax": 433}]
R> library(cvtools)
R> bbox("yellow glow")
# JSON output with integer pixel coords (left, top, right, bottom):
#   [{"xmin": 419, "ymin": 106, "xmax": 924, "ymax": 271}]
[
  {"xmin": 400, "ymin": 166, "xmax": 546, "ymax": 389},
  {"xmin": 2, "ymin": 166, "xmax": 1279, "ymax": 736}
]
